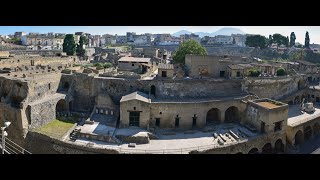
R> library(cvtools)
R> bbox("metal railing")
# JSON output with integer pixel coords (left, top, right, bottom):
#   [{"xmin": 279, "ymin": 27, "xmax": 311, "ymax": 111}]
[{"xmin": 0, "ymin": 134, "xmax": 32, "ymax": 154}]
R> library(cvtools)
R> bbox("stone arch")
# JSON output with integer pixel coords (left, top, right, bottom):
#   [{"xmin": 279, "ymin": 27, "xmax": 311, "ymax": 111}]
[
  {"xmin": 248, "ymin": 148, "xmax": 259, "ymax": 154},
  {"xmin": 313, "ymin": 123, "xmax": 320, "ymax": 136},
  {"xmin": 274, "ymin": 139, "xmax": 284, "ymax": 153},
  {"xmin": 295, "ymin": 130, "xmax": 304, "ymax": 145},
  {"xmin": 261, "ymin": 143, "xmax": 272, "ymax": 154},
  {"xmin": 225, "ymin": 106, "xmax": 239, "ymax": 123},
  {"xmin": 150, "ymin": 85, "xmax": 156, "ymax": 97},
  {"xmin": 56, "ymin": 99, "xmax": 67, "ymax": 113},
  {"xmin": 206, "ymin": 108, "xmax": 221, "ymax": 124},
  {"xmin": 304, "ymin": 126, "xmax": 312, "ymax": 140},
  {"xmin": 10, "ymin": 96, "xmax": 24, "ymax": 108}
]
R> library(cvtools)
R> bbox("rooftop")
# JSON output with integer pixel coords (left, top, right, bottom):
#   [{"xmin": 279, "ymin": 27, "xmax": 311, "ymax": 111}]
[
  {"xmin": 295, "ymin": 60, "xmax": 316, "ymax": 66},
  {"xmin": 158, "ymin": 63, "xmax": 174, "ymax": 70},
  {"xmin": 288, "ymin": 104, "xmax": 320, "ymax": 127},
  {"xmin": 120, "ymin": 91, "xmax": 150, "ymax": 103},
  {"xmin": 118, "ymin": 57, "xmax": 151, "ymax": 63},
  {"xmin": 250, "ymin": 98, "xmax": 287, "ymax": 109},
  {"xmin": 228, "ymin": 64, "xmax": 244, "ymax": 70}
]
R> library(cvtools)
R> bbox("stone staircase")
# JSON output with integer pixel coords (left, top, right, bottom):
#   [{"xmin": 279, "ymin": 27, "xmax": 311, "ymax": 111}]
[{"xmin": 69, "ymin": 128, "xmax": 81, "ymax": 141}]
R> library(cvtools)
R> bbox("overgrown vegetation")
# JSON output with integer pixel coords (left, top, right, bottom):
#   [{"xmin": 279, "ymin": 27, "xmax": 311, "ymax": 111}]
[
  {"xmin": 276, "ymin": 68, "xmax": 286, "ymax": 76},
  {"xmin": 173, "ymin": 40, "xmax": 207, "ymax": 64},
  {"xmin": 36, "ymin": 117, "xmax": 78, "ymax": 139},
  {"xmin": 248, "ymin": 68, "xmax": 261, "ymax": 77}
]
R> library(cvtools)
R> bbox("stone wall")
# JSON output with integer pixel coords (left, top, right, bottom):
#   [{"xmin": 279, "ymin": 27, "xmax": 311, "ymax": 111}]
[
  {"xmin": 27, "ymin": 94, "xmax": 66, "ymax": 129},
  {"xmin": 120, "ymin": 96, "xmax": 249, "ymax": 129},
  {"xmin": 0, "ymin": 55, "xmax": 77, "ymax": 69},
  {"xmin": 190, "ymin": 131, "xmax": 285, "ymax": 154},
  {"xmin": 243, "ymin": 75, "xmax": 308, "ymax": 100},
  {"xmin": 25, "ymin": 131, "xmax": 119, "ymax": 154}
]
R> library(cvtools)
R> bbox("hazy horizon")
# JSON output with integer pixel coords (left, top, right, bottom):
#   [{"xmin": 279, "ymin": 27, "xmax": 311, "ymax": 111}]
[{"xmin": 0, "ymin": 26, "xmax": 319, "ymax": 44}]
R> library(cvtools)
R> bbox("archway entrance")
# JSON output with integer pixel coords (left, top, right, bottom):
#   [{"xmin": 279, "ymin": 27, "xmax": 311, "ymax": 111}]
[
  {"xmin": 313, "ymin": 123, "xmax": 320, "ymax": 136},
  {"xmin": 304, "ymin": 126, "xmax": 312, "ymax": 140},
  {"xmin": 56, "ymin": 99, "xmax": 67, "ymax": 113},
  {"xmin": 248, "ymin": 148, "xmax": 259, "ymax": 154},
  {"xmin": 225, "ymin": 106, "xmax": 239, "ymax": 123},
  {"xmin": 295, "ymin": 130, "xmax": 304, "ymax": 145},
  {"xmin": 206, "ymin": 108, "xmax": 221, "ymax": 124},
  {"xmin": 261, "ymin": 143, "xmax": 272, "ymax": 154},
  {"xmin": 150, "ymin": 85, "xmax": 156, "ymax": 97},
  {"xmin": 274, "ymin": 139, "xmax": 284, "ymax": 153}
]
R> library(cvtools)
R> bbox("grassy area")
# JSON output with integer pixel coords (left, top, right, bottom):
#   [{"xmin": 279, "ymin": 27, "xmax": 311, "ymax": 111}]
[{"xmin": 36, "ymin": 117, "xmax": 77, "ymax": 139}]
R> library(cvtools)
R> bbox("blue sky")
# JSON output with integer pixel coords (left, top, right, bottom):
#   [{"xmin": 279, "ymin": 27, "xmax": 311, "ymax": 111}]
[{"xmin": 0, "ymin": 26, "xmax": 319, "ymax": 44}]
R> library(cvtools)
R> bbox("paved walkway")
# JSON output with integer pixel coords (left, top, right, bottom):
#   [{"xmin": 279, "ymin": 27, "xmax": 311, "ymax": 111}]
[
  {"xmin": 73, "ymin": 123, "xmax": 258, "ymax": 154},
  {"xmin": 288, "ymin": 104, "xmax": 320, "ymax": 127}
]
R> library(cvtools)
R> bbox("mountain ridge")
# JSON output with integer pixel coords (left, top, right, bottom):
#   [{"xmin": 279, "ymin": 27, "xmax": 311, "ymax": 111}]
[{"xmin": 172, "ymin": 27, "xmax": 245, "ymax": 37}]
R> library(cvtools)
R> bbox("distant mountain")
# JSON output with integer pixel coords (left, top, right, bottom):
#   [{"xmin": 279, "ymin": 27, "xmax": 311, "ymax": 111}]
[
  {"xmin": 211, "ymin": 27, "xmax": 245, "ymax": 36},
  {"xmin": 172, "ymin": 30, "xmax": 192, "ymax": 37},
  {"xmin": 194, "ymin": 32, "xmax": 212, "ymax": 37},
  {"xmin": 172, "ymin": 27, "xmax": 245, "ymax": 38}
]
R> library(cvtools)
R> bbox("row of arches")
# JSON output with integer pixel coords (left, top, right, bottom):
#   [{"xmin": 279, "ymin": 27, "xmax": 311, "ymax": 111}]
[
  {"xmin": 294, "ymin": 123, "xmax": 320, "ymax": 145},
  {"xmin": 206, "ymin": 106, "xmax": 240, "ymax": 124},
  {"xmin": 236, "ymin": 139, "xmax": 285, "ymax": 154}
]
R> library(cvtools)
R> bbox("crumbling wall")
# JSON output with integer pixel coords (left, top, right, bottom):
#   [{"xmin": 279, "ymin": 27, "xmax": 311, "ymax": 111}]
[{"xmin": 244, "ymin": 75, "xmax": 307, "ymax": 100}]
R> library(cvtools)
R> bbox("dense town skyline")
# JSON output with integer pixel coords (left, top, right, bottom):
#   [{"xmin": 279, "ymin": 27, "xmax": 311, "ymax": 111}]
[{"xmin": 0, "ymin": 26, "xmax": 319, "ymax": 44}]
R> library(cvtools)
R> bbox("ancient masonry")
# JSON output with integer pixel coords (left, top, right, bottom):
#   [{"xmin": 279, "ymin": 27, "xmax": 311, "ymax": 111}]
[{"xmin": 0, "ymin": 52, "xmax": 319, "ymax": 154}]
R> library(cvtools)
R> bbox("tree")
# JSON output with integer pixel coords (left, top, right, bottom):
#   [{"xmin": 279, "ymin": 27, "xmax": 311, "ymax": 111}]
[
  {"xmin": 245, "ymin": 35, "xmax": 267, "ymax": 48},
  {"xmin": 249, "ymin": 69, "xmax": 260, "ymax": 77},
  {"xmin": 76, "ymin": 35, "xmax": 86, "ymax": 57},
  {"xmin": 289, "ymin": 32, "xmax": 296, "ymax": 47},
  {"xmin": 173, "ymin": 39, "xmax": 207, "ymax": 64},
  {"xmin": 305, "ymin": 31, "xmax": 310, "ymax": 49},
  {"xmin": 285, "ymin": 36, "xmax": 289, "ymax": 47},
  {"xmin": 63, "ymin": 34, "xmax": 76, "ymax": 55},
  {"xmin": 272, "ymin": 34, "xmax": 287, "ymax": 49},
  {"xmin": 103, "ymin": 63, "xmax": 112, "ymax": 72},
  {"xmin": 268, "ymin": 35, "xmax": 273, "ymax": 46},
  {"xmin": 276, "ymin": 68, "xmax": 286, "ymax": 76}
]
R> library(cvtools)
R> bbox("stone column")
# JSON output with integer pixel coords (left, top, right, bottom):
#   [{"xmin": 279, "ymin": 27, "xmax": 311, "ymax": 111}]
[{"xmin": 220, "ymin": 110, "xmax": 225, "ymax": 123}]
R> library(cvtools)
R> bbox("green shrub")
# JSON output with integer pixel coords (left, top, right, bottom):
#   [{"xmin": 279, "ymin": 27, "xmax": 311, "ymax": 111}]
[
  {"xmin": 276, "ymin": 68, "xmax": 286, "ymax": 76},
  {"xmin": 249, "ymin": 69, "xmax": 260, "ymax": 77}
]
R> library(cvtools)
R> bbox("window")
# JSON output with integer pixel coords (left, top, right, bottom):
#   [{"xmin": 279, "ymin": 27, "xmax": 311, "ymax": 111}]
[
  {"xmin": 192, "ymin": 114, "xmax": 197, "ymax": 127},
  {"xmin": 236, "ymin": 71, "xmax": 241, "ymax": 77},
  {"xmin": 274, "ymin": 121, "xmax": 282, "ymax": 132},
  {"xmin": 129, "ymin": 111, "xmax": 140, "ymax": 127},
  {"xmin": 220, "ymin": 71, "xmax": 225, "ymax": 77},
  {"xmin": 175, "ymin": 115, "xmax": 180, "ymax": 128},
  {"xmin": 162, "ymin": 71, "xmax": 167, "ymax": 77},
  {"xmin": 155, "ymin": 118, "xmax": 160, "ymax": 127},
  {"xmin": 132, "ymin": 64, "xmax": 135, "ymax": 66}
]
